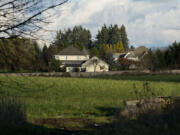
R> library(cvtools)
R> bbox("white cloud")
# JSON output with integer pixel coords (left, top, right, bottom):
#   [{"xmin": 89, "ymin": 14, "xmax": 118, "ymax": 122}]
[{"xmin": 38, "ymin": 0, "xmax": 180, "ymax": 48}]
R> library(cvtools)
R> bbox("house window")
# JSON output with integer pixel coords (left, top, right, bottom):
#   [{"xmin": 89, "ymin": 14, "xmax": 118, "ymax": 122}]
[{"xmin": 100, "ymin": 65, "xmax": 105, "ymax": 70}]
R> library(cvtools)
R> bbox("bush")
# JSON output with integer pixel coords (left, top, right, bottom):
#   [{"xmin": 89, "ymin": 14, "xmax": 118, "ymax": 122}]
[
  {"xmin": 0, "ymin": 95, "xmax": 26, "ymax": 128},
  {"xmin": 49, "ymin": 59, "xmax": 61, "ymax": 72}
]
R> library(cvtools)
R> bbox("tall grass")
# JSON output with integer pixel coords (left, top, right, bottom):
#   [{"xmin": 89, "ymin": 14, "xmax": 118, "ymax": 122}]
[
  {"xmin": 0, "ymin": 95, "xmax": 26, "ymax": 128},
  {"xmin": 96, "ymin": 83, "xmax": 180, "ymax": 135}
]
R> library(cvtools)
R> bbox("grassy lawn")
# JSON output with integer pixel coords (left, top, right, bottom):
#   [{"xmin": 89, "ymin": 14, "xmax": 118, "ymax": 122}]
[
  {"xmin": 0, "ymin": 74, "xmax": 180, "ymax": 134},
  {"xmin": 0, "ymin": 75, "xmax": 180, "ymax": 118}
]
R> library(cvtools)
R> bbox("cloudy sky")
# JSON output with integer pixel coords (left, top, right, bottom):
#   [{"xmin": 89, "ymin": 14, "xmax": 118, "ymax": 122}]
[{"xmin": 39, "ymin": 0, "xmax": 180, "ymax": 48}]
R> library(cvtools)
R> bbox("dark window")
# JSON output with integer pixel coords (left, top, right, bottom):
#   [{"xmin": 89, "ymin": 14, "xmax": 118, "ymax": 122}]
[{"xmin": 100, "ymin": 65, "xmax": 105, "ymax": 70}]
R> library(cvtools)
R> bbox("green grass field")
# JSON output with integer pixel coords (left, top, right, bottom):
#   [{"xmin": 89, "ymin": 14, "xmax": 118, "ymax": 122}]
[
  {"xmin": 1, "ymin": 75, "xmax": 180, "ymax": 135},
  {"xmin": 0, "ymin": 75, "xmax": 180, "ymax": 119}
]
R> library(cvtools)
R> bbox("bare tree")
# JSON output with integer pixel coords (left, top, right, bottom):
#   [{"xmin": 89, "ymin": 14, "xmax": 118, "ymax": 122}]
[{"xmin": 0, "ymin": 0, "xmax": 69, "ymax": 39}]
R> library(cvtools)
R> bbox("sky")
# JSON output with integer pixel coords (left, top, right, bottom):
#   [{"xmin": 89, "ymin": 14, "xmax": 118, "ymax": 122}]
[{"xmin": 38, "ymin": 0, "xmax": 180, "ymax": 48}]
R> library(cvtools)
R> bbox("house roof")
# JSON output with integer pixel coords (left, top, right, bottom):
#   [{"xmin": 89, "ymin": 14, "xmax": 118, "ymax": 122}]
[
  {"xmin": 134, "ymin": 46, "xmax": 149, "ymax": 57},
  {"xmin": 113, "ymin": 53, "xmax": 121, "ymax": 58},
  {"xmin": 57, "ymin": 46, "xmax": 89, "ymax": 55},
  {"xmin": 113, "ymin": 53, "xmax": 124, "ymax": 58},
  {"xmin": 124, "ymin": 46, "xmax": 149, "ymax": 61}
]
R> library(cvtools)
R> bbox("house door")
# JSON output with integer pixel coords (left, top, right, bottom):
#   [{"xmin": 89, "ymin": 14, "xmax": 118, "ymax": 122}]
[{"xmin": 67, "ymin": 67, "xmax": 73, "ymax": 72}]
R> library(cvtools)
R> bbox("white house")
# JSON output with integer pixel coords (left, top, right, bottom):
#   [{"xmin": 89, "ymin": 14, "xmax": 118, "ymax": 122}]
[
  {"xmin": 82, "ymin": 56, "xmax": 109, "ymax": 72},
  {"xmin": 55, "ymin": 46, "xmax": 109, "ymax": 72}
]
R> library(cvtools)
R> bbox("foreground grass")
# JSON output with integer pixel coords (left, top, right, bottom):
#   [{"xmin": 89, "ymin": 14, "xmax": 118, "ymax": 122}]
[{"xmin": 0, "ymin": 75, "xmax": 180, "ymax": 119}]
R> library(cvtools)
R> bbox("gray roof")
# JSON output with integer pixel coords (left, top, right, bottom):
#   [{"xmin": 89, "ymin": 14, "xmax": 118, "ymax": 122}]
[
  {"xmin": 57, "ymin": 46, "xmax": 89, "ymax": 55},
  {"xmin": 113, "ymin": 53, "xmax": 126, "ymax": 58},
  {"xmin": 134, "ymin": 46, "xmax": 149, "ymax": 57}
]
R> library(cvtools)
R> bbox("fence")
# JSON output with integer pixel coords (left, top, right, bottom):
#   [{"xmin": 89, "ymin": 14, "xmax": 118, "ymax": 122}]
[{"xmin": 1, "ymin": 70, "xmax": 180, "ymax": 77}]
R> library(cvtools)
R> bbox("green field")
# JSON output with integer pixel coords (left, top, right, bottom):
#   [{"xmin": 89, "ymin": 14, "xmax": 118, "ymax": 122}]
[
  {"xmin": 0, "ymin": 75, "xmax": 180, "ymax": 134},
  {"xmin": 0, "ymin": 75, "xmax": 180, "ymax": 118}
]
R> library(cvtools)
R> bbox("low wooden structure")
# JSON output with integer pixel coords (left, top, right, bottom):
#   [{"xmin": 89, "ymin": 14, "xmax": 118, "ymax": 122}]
[{"xmin": 121, "ymin": 97, "xmax": 180, "ymax": 118}]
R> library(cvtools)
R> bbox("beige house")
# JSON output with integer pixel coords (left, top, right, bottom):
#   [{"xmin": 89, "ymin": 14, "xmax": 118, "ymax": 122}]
[
  {"xmin": 55, "ymin": 46, "xmax": 109, "ymax": 72},
  {"xmin": 124, "ymin": 46, "xmax": 149, "ymax": 62},
  {"xmin": 82, "ymin": 56, "xmax": 109, "ymax": 72},
  {"xmin": 123, "ymin": 46, "xmax": 149, "ymax": 69}
]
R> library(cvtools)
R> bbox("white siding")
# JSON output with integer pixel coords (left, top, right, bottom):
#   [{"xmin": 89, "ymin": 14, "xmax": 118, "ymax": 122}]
[
  {"xmin": 55, "ymin": 55, "xmax": 89, "ymax": 61},
  {"xmin": 85, "ymin": 65, "xmax": 96, "ymax": 72},
  {"xmin": 81, "ymin": 56, "xmax": 109, "ymax": 72},
  {"xmin": 85, "ymin": 64, "xmax": 109, "ymax": 72},
  {"xmin": 127, "ymin": 57, "xmax": 139, "ymax": 61},
  {"xmin": 83, "ymin": 61, "xmax": 109, "ymax": 72}
]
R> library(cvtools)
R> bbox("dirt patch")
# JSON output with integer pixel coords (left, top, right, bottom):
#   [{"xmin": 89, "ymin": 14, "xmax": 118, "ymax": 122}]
[{"xmin": 33, "ymin": 118, "xmax": 97, "ymax": 132}]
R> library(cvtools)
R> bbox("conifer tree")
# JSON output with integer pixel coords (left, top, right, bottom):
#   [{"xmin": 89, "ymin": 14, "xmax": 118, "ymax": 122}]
[
  {"xmin": 90, "ymin": 47, "xmax": 99, "ymax": 57},
  {"xmin": 54, "ymin": 26, "xmax": 92, "ymax": 50},
  {"xmin": 120, "ymin": 24, "xmax": 129, "ymax": 51}
]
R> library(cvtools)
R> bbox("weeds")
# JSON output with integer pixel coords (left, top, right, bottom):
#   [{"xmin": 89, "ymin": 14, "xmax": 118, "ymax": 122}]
[
  {"xmin": 0, "ymin": 95, "xmax": 26, "ymax": 128},
  {"xmin": 132, "ymin": 81, "xmax": 163, "ymax": 99}
]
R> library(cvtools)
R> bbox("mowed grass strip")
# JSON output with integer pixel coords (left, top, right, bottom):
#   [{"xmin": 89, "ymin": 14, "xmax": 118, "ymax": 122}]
[{"xmin": 0, "ymin": 75, "xmax": 180, "ymax": 119}]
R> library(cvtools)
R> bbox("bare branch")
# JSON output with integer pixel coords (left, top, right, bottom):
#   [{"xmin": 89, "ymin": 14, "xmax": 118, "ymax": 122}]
[{"xmin": 0, "ymin": 0, "xmax": 69, "ymax": 39}]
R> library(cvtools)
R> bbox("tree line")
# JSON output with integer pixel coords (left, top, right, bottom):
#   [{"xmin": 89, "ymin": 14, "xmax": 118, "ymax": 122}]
[
  {"xmin": 0, "ymin": 37, "xmax": 60, "ymax": 72},
  {"xmin": 117, "ymin": 41, "xmax": 180, "ymax": 71},
  {"xmin": 52, "ymin": 24, "xmax": 128, "ymax": 60},
  {"xmin": 0, "ymin": 24, "xmax": 179, "ymax": 72},
  {"xmin": 0, "ymin": 24, "xmax": 129, "ymax": 72},
  {"xmin": 148, "ymin": 41, "xmax": 180, "ymax": 71}
]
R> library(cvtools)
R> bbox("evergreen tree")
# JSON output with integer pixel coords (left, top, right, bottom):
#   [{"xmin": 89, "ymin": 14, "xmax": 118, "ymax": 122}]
[
  {"xmin": 130, "ymin": 45, "xmax": 135, "ymax": 51},
  {"xmin": 90, "ymin": 47, "xmax": 99, "ymax": 57},
  {"xmin": 120, "ymin": 24, "xmax": 129, "ymax": 51},
  {"xmin": 155, "ymin": 49, "xmax": 166, "ymax": 68},
  {"xmin": 34, "ymin": 43, "xmax": 47, "ymax": 72},
  {"xmin": 54, "ymin": 26, "xmax": 92, "ymax": 50},
  {"xmin": 96, "ymin": 24, "xmax": 129, "ymax": 56},
  {"xmin": 96, "ymin": 24, "xmax": 109, "ymax": 45},
  {"xmin": 96, "ymin": 24, "xmax": 122, "ymax": 46},
  {"xmin": 165, "ymin": 41, "xmax": 180, "ymax": 68},
  {"xmin": 109, "ymin": 24, "xmax": 121, "ymax": 45}
]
